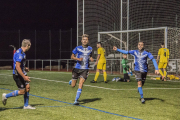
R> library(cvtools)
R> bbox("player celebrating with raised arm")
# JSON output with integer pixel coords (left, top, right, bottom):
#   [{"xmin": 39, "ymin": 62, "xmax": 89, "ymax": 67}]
[
  {"xmin": 157, "ymin": 43, "xmax": 169, "ymax": 81},
  {"xmin": 113, "ymin": 41, "xmax": 159, "ymax": 103},
  {"xmin": 69, "ymin": 34, "xmax": 94, "ymax": 105},
  {"xmin": 91, "ymin": 42, "xmax": 107, "ymax": 83},
  {"xmin": 2, "ymin": 39, "xmax": 35, "ymax": 109}
]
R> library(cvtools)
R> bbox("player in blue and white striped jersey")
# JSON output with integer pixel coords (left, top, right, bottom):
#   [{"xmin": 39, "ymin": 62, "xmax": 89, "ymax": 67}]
[
  {"xmin": 2, "ymin": 39, "xmax": 35, "ymax": 109},
  {"xmin": 69, "ymin": 34, "xmax": 94, "ymax": 105},
  {"xmin": 113, "ymin": 41, "xmax": 159, "ymax": 103}
]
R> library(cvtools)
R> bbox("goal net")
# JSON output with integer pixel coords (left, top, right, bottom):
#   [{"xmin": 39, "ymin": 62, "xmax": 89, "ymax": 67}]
[{"xmin": 98, "ymin": 27, "xmax": 167, "ymax": 73}]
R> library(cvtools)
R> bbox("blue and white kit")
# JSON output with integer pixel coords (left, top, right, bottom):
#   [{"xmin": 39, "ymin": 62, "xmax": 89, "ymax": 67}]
[
  {"xmin": 72, "ymin": 45, "xmax": 93, "ymax": 69},
  {"xmin": 13, "ymin": 48, "xmax": 27, "ymax": 75},
  {"xmin": 117, "ymin": 49, "xmax": 158, "ymax": 72}
]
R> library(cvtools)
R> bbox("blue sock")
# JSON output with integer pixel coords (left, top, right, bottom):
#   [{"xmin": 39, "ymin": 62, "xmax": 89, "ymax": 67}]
[
  {"xmin": 75, "ymin": 88, "xmax": 82, "ymax": 101},
  {"xmin": 138, "ymin": 87, "xmax": 144, "ymax": 98},
  {"xmin": 5, "ymin": 90, "xmax": 19, "ymax": 98},
  {"xmin": 24, "ymin": 92, "xmax": 29, "ymax": 107}
]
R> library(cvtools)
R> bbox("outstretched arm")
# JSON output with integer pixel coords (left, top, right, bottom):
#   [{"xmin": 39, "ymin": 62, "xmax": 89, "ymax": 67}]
[
  {"xmin": 152, "ymin": 58, "xmax": 159, "ymax": 74},
  {"xmin": 113, "ymin": 46, "xmax": 128, "ymax": 54}
]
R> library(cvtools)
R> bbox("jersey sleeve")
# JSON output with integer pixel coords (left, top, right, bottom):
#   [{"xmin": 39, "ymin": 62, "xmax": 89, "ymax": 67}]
[
  {"xmin": 97, "ymin": 48, "xmax": 101, "ymax": 55},
  {"xmin": 148, "ymin": 52, "xmax": 154, "ymax": 60},
  {"xmin": 15, "ymin": 53, "xmax": 23, "ymax": 62},
  {"xmin": 158, "ymin": 49, "xmax": 161, "ymax": 56},
  {"xmin": 128, "ymin": 50, "xmax": 135, "ymax": 55},
  {"xmin": 72, "ymin": 47, "xmax": 78, "ymax": 55}
]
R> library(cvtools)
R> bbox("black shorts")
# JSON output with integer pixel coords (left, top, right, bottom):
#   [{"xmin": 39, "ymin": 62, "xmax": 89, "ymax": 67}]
[
  {"xmin": 13, "ymin": 74, "xmax": 29, "ymax": 90},
  {"xmin": 72, "ymin": 68, "xmax": 89, "ymax": 80},
  {"xmin": 124, "ymin": 73, "xmax": 130, "ymax": 80},
  {"xmin": 135, "ymin": 71, "xmax": 147, "ymax": 82}
]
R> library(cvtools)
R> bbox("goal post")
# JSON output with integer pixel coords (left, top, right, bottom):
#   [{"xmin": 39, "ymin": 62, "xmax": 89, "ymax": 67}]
[
  {"xmin": 98, "ymin": 27, "xmax": 168, "ymax": 57},
  {"xmin": 98, "ymin": 27, "xmax": 168, "ymax": 73}
]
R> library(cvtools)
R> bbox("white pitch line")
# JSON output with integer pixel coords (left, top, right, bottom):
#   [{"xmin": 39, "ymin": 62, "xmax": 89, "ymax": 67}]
[{"xmin": 0, "ymin": 74, "xmax": 180, "ymax": 91}]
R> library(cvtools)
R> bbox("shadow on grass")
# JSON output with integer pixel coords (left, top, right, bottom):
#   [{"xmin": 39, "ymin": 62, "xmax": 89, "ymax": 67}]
[
  {"xmin": 99, "ymin": 80, "xmax": 111, "ymax": 83},
  {"xmin": 128, "ymin": 97, "xmax": 165, "ymax": 102},
  {"xmin": 0, "ymin": 104, "xmax": 43, "ymax": 111},
  {"xmin": 144, "ymin": 98, "xmax": 165, "ymax": 102},
  {"xmin": 79, "ymin": 98, "xmax": 102, "ymax": 104}
]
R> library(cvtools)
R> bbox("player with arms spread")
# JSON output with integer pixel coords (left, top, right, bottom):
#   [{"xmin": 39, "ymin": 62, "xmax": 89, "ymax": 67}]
[
  {"xmin": 91, "ymin": 42, "xmax": 107, "ymax": 83},
  {"xmin": 157, "ymin": 43, "xmax": 169, "ymax": 81},
  {"xmin": 113, "ymin": 41, "xmax": 159, "ymax": 103},
  {"xmin": 69, "ymin": 34, "xmax": 94, "ymax": 105},
  {"xmin": 2, "ymin": 39, "xmax": 35, "ymax": 109}
]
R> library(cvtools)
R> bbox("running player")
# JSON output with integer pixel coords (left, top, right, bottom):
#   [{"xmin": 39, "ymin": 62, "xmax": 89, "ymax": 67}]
[
  {"xmin": 157, "ymin": 43, "xmax": 169, "ymax": 81},
  {"xmin": 90, "ymin": 42, "xmax": 107, "ymax": 83},
  {"xmin": 69, "ymin": 34, "xmax": 94, "ymax": 105},
  {"xmin": 113, "ymin": 41, "xmax": 159, "ymax": 103},
  {"xmin": 2, "ymin": 39, "xmax": 35, "ymax": 109}
]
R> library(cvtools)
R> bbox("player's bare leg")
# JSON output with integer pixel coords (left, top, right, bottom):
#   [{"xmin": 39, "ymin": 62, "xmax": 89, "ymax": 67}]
[
  {"xmin": 74, "ymin": 78, "xmax": 85, "ymax": 105},
  {"xmin": 23, "ymin": 84, "xmax": 35, "ymax": 109},
  {"xmin": 71, "ymin": 80, "xmax": 77, "ymax": 87},
  {"xmin": 78, "ymin": 78, "xmax": 85, "ymax": 89}
]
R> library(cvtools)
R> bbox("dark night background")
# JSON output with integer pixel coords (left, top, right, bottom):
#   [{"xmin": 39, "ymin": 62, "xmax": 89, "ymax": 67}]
[{"xmin": 0, "ymin": 0, "xmax": 77, "ymax": 61}]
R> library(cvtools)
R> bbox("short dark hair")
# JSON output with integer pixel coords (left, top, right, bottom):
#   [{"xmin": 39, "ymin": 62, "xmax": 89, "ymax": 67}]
[
  {"xmin": 138, "ymin": 41, "xmax": 145, "ymax": 45},
  {"xmin": 97, "ymin": 42, "xmax": 102, "ymax": 46},
  {"xmin": 161, "ymin": 42, "xmax": 164, "ymax": 45}
]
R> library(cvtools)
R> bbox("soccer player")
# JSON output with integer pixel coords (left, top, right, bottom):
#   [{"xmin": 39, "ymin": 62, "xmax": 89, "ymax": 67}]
[
  {"xmin": 113, "ymin": 41, "xmax": 159, "ymax": 103},
  {"xmin": 90, "ymin": 42, "xmax": 107, "ymax": 83},
  {"xmin": 69, "ymin": 34, "xmax": 94, "ymax": 105},
  {"xmin": 2, "ymin": 39, "xmax": 35, "ymax": 109},
  {"xmin": 157, "ymin": 43, "xmax": 169, "ymax": 81},
  {"xmin": 114, "ymin": 54, "xmax": 132, "ymax": 82}
]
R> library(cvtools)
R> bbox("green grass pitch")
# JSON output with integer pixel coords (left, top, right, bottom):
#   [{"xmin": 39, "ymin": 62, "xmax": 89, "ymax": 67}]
[{"xmin": 0, "ymin": 70, "xmax": 180, "ymax": 120}]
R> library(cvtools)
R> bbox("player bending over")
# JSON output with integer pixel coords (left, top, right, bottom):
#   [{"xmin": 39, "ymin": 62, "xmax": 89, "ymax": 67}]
[
  {"xmin": 113, "ymin": 54, "xmax": 132, "ymax": 82},
  {"xmin": 157, "ymin": 43, "xmax": 169, "ymax": 81},
  {"xmin": 113, "ymin": 41, "xmax": 159, "ymax": 103},
  {"xmin": 2, "ymin": 39, "xmax": 35, "ymax": 109},
  {"xmin": 91, "ymin": 42, "xmax": 107, "ymax": 83},
  {"xmin": 69, "ymin": 34, "xmax": 94, "ymax": 105}
]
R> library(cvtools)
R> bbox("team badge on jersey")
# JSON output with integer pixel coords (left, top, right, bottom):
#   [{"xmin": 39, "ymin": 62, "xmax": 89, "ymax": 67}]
[{"xmin": 19, "ymin": 56, "xmax": 23, "ymax": 60}]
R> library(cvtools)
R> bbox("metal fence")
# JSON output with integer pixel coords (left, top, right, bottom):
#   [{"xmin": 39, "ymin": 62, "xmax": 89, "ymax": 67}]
[
  {"xmin": 0, "ymin": 29, "xmax": 76, "ymax": 60},
  {"xmin": 0, "ymin": 59, "xmax": 179, "ymax": 76}
]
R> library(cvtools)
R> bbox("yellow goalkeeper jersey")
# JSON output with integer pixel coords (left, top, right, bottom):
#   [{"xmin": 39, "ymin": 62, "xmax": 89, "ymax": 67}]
[
  {"xmin": 98, "ymin": 47, "xmax": 106, "ymax": 63},
  {"xmin": 158, "ymin": 48, "xmax": 169, "ymax": 63}
]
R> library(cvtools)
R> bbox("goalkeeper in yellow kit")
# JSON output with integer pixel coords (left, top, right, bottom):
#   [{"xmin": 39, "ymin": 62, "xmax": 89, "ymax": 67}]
[
  {"xmin": 157, "ymin": 43, "xmax": 169, "ymax": 81},
  {"xmin": 91, "ymin": 42, "xmax": 107, "ymax": 83}
]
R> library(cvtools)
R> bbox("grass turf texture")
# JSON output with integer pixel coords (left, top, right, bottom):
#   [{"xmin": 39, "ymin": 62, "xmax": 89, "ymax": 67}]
[{"xmin": 0, "ymin": 70, "xmax": 180, "ymax": 120}]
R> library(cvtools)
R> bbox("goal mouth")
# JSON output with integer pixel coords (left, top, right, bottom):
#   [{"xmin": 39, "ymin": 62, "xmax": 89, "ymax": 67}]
[{"xmin": 98, "ymin": 27, "xmax": 168, "ymax": 59}]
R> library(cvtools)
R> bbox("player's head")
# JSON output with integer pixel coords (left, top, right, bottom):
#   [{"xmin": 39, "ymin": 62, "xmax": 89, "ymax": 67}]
[
  {"xmin": 123, "ymin": 54, "xmax": 127, "ymax": 59},
  {"xmin": 161, "ymin": 43, "xmax": 165, "ymax": 48},
  {"xmin": 97, "ymin": 42, "xmax": 102, "ymax": 48},
  {"xmin": 22, "ymin": 39, "xmax": 31, "ymax": 51},
  {"xmin": 138, "ymin": 41, "xmax": 144, "ymax": 51},
  {"xmin": 81, "ymin": 34, "xmax": 89, "ymax": 46}
]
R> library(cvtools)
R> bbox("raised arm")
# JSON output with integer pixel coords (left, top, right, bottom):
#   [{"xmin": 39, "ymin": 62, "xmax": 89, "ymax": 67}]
[{"xmin": 113, "ymin": 46, "xmax": 128, "ymax": 54}]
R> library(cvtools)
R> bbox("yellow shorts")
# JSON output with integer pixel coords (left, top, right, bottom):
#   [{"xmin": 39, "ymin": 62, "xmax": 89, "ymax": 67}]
[
  {"xmin": 158, "ymin": 62, "xmax": 167, "ymax": 69},
  {"xmin": 97, "ymin": 63, "xmax": 106, "ymax": 70}
]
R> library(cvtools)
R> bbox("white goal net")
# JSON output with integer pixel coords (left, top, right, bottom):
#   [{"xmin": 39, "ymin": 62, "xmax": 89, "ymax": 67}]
[{"xmin": 98, "ymin": 27, "xmax": 169, "ymax": 73}]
